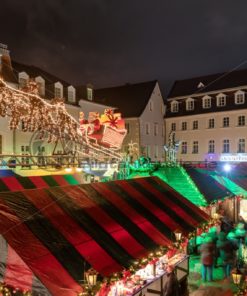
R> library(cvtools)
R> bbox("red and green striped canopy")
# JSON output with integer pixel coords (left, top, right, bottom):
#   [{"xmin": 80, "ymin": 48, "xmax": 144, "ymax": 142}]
[
  {"xmin": 0, "ymin": 174, "xmax": 81, "ymax": 192},
  {"xmin": 0, "ymin": 177, "xmax": 209, "ymax": 296}
]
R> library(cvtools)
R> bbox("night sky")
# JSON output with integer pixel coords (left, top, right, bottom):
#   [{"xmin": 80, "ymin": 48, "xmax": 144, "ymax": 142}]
[{"xmin": 1, "ymin": 0, "xmax": 247, "ymax": 95}]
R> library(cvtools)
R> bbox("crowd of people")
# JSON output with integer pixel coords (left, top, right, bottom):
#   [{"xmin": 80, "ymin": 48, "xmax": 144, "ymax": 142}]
[{"xmin": 195, "ymin": 214, "xmax": 247, "ymax": 282}]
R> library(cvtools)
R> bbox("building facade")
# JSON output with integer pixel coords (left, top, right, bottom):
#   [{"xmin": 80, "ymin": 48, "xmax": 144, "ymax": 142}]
[
  {"xmin": 0, "ymin": 43, "xmax": 110, "ymax": 175},
  {"xmin": 94, "ymin": 80, "xmax": 166, "ymax": 161},
  {"xmin": 165, "ymin": 70, "xmax": 247, "ymax": 163}
]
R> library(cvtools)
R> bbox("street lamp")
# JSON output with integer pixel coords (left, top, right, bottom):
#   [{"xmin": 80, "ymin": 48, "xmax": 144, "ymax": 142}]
[
  {"xmin": 85, "ymin": 268, "xmax": 98, "ymax": 286},
  {"xmin": 174, "ymin": 229, "xmax": 182, "ymax": 242},
  {"xmin": 232, "ymin": 268, "xmax": 242, "ymax": 286}
]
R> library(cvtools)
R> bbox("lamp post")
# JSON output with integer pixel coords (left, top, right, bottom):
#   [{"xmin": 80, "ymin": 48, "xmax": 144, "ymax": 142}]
[
  {"xmin": 174, "ymin": 229, "xmax": 182, "ymax": 242},
  {"xmin": 85, "ymin": 268, "xmax": 98, "ymax": 287},
  {"xmin": 232, "ymin": 267, "xmax": 242, "ymax": 286}
]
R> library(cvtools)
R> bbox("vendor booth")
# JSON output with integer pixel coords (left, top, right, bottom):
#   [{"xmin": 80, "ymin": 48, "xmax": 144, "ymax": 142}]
[
  {"xmin": 185, "ymin": 167, "xmax": 247, "ymax": 222},
  {"xmin": 0, "ymin": 176, "xmax": 209, "ymax": 296}
]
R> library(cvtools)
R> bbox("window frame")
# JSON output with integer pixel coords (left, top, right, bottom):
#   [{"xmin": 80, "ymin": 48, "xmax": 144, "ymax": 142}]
[
  {"xmin": 216, "ymin": 93, "xmax": 226, "ymax": 107},
  {"xmin": 208, "ymin": 118, "xmax": 215, "ymax": 129},
  {"xmin": 235, "ymin": 90, "xmax": 245, "ymax": 105},
  {"xmin": 171, "ymin": 101, "xmax": 179, "ymax": 113},
  {"xmin": 223, "ymin": 139, "xmax": 230, "ymax": 153},
  {"xmin": 202, "ymin": 96, "xmax": 211, "ymax": 109}
]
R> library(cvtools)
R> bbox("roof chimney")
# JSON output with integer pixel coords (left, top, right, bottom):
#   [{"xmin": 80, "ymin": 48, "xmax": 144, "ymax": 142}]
[
  {"xmin": 0, "ymin": 43, "xmax": 9, "ymax": 56},
  {"xmin": 0, "ymin": 43, "xmax": 17, "ymax": 83}
]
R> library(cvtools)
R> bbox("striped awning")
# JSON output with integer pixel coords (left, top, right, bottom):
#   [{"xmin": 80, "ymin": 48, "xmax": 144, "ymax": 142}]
[
  {"xmin": 185, "ymin": 168, "xmax": 234, "ymax": 202},
  {"xmin": 0, "ymin": 174, "xmax": 81, "ymax": 192},
  {"xmin": 0, "ymin": 177, "xmax": 209, "ymax": 296}
]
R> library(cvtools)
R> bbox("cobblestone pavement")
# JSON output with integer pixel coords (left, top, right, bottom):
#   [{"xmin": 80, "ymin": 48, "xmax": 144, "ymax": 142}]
[{"xmin": 188, "ymin": 255, "xmax": 238, "ymax": 296}]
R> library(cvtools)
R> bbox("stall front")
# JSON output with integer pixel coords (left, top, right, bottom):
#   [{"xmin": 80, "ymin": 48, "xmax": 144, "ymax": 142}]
[
  {"xmin": 0, "ymin": 176, "xmax": 209, "ymax": 296},
  {"xmin": 186, "ymin": 167, "xmax": 247, "ymax": 222}
]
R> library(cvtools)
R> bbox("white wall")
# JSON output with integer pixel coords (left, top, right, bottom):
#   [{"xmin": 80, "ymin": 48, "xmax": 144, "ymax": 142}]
[
  {"xmin": 140, "ymin": 82, "xmax": 165, "ymax": 161},
  {"xmin": 166, "ymin": 109, "xmax": 247, "ymax": 162}
]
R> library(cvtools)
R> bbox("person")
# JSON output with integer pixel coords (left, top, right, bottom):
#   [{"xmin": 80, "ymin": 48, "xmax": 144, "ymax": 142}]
[
  {"xmin": 199, "ymin": 236, "xmax": 215, "ymax": 282},
  {"xmin": 216, "ymin": 232, "xmax": 237, "ymax": 278},
  {"xmin": 162, "ymin": 265, "xmax": 180, "ymax": 296},
  {"xmin": 220, "ymin": 215, "xmax": 234, "ymax": 234}
]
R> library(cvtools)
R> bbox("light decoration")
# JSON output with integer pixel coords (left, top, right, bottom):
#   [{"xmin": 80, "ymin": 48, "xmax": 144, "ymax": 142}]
[
  {"xmin": 0, "ymin": 282, "xmax": 32, "ymax": 296},
  {"xmin": 0, "ymin": 78, "xmax": 127, "ymax": 161},
  {"xmin": 78, "ymin": 219, "xmax": 215, "ymax": 296},
  {"xmin": 79, "ymin": 109, "xmax": 126, "ymax": 150}
]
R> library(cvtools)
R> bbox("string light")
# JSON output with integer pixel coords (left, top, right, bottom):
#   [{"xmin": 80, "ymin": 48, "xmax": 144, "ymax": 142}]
[{"xmin": 0, "ymin": 78, "xmax": 126, "ymax": 161}]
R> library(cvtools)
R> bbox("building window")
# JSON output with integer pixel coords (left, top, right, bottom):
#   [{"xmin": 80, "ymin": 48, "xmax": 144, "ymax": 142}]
[
  {"xmin": 171, "ymin": 101, "xmax": 179, "ymax": 113},
  {"xmin": 235, "ymin": 91, "xmax": 245, "ymax": 104},
  {"xmin": 223, "ymin": 139, "xmax": 230, "ymax": 153},
  {"xmin": 217, "ymin": 94, "xmax": 226, "ymax": 107},
  {"xmin": 55, "ymin": 87, "xmax": 61, "ymax": 98},
  {"xmin": 35, "ymin": 76, "xmax": 45, "ymax": 96},
  {"xmin": 192, "ymin": 141, "xmax": 199, "ymax": 154},
  {"xmin": 202, "ymin": 96, "xmax": 211, "ymax": 109},
  {"xmin": 208, "ymin": 118, "xmax": 215, "ymax": 129},
  {"xmin": 208, "ymin": 140, "xmax": 215, "ymax": 153},
  {"xmin": 181, "ymin": 142, "xmax": 187, "ymax": 154},
  {"xmin": 145, "ymin": 123, "xmax": 150, "ymax": 135},
  {"xmin": 171, "ymin": 123, "xmax": 176, "ymax": 131},
  {"xmin": 68, "ymin": 86, "xmax": 75, "ymax": 103},
  {"xmin": 223, "ymin": 117, "xmax": 229, "ymax": 127},
  {"xmin": 238, "ymin": 139, "xmax": 245, "ymax": 153},
  {"xmin": 19, "ymin": 78, "xmax": 27, "ymax": 89},
  {"xmin": 87, "ymin": 88, "xmax": 93, "ymax": 101},
  {"xmin": 193, "ymin": 120, "xmax": 198, "ymax": 130},
  {"xmin": 154, "ymin": 123, "xmax": 158, "ymax": 136},
  {"xmin": 125, "ymin": 123, "xmax": 130, "ymax": 134},
  {"xmin": 149, "ymin": 101, "xmax": 153, "ymax": 111},
  {"xmin": 182, "ymin": 122, "xmax": 187, "ymax": 131},
  {"xmin": 154, "ymin": 145, "xmax": 159, "ymax": 158},
  {"xmin": 186, "ymin": 99, "xmax": 194, "ymax": 111},
  {"xmin": 238, "ymin": 115, "xmax": 245, "ymax": 126},
  {"xmin": 146, "ymin": 145, "xmax": 150, "ymax": 157}
]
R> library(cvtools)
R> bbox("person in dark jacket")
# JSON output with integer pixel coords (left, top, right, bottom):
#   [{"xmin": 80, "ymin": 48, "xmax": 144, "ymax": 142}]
[
  {"xmin": 217, "ymin": 232, "xmax": 237, "ymax": 278},
  {"xmin": 199, "ymin": 236, "xmax": 215, "ymax": 282},
  {"xmin": 162, "ymin": 265, "xmax": 180, "ymax": 296}
]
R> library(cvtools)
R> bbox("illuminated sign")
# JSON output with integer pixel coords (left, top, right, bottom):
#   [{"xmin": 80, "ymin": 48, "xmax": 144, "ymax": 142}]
[{"xmin": 220, "ymin": 154, "xmax": 247, "ymax": 162}]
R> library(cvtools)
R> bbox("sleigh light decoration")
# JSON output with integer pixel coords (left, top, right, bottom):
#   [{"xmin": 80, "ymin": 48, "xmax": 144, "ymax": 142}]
[{"xmin": 79, "ymin": 109, "xmax": 127, "ymax": 150}]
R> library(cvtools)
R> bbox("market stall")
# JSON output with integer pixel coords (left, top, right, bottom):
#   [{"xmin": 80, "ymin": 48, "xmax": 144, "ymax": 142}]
[
  {"xmin": 0, "ymin": 176, "xmax": 210, "ymax": 296},
  {"xmin": 0, "ymin": 173, "xmax": 82, "ymax": 191},
  {"xmin": 186, "ymin": 167, "xmax": 247, "ymax": 222}
]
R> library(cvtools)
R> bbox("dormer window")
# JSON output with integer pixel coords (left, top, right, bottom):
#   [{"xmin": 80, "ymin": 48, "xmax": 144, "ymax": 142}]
[
  {"xmin": 235, "ymin": 90, "xmax": 245, "ymax": 105},
  {"xmin": 202, "ymin": 95, "xmax": 211, "ymax": 109},
  {"xmin": 171, "ymin": 101, "xmax": 179, "ymax": 113},
  {"xmin": 87, "ymin": 87, "xmax": 93, "ymax": 101},
  {"xmin": 197, "ymin": 82, "xmax": 205, "ymax": 88},
  {"xmin": 186, "ymin": 98, "xmax": 194, "ymax": 111},
  {"xmin": 54, "ymin": 82, "xmax": 63, "ymax": 98},
  {"xmin": 19, "ymin": 72, "xmax": 29, "ymax": 89},
  {"xmin": 68, "ymin": 86, "xmax": 76, "ymax": 103},
  {"xmin": 35, "ymin": 76, "xmax": 45, "ymax": 96},
  {"xmin": 216, "ymin": 93, "xmax": 226, "ymax": 107}
]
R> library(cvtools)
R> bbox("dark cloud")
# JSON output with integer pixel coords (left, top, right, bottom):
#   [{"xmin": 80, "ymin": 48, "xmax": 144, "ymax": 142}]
[{"xmin": 1, "ymin": 0, "xmax": 247, "ymax": 95}]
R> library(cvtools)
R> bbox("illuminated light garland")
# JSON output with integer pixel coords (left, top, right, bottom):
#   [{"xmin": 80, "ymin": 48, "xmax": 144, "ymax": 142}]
[
  {"xmin": 0, "ymin": 78, "xmax": 125, "ymax": 161},
  {"xmin": 77, "ymin": 220, "xmax": 216, "ymax": 296},
  {"xmin": 0, "ymin": 282, "xmax": 32, "ymax": 296}
]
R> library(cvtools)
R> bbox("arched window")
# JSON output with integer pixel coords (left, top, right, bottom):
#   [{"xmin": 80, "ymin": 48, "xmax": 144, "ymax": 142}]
[{"xmin": 171, "ymin": 101, "xmax": 179, "ymax": 113}]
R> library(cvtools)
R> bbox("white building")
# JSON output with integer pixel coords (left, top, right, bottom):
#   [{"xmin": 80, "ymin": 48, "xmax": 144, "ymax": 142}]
[
  {"xmin": 165, "ymin": 70, "xmax": 247, "ymax": 163},
  {"xmin": 0, "ymin": 43, "xmax": 110, "ymax": 175},
  {"xmin": 94, "ymin": 81, "xmax": 166, "ymax": 161}
]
